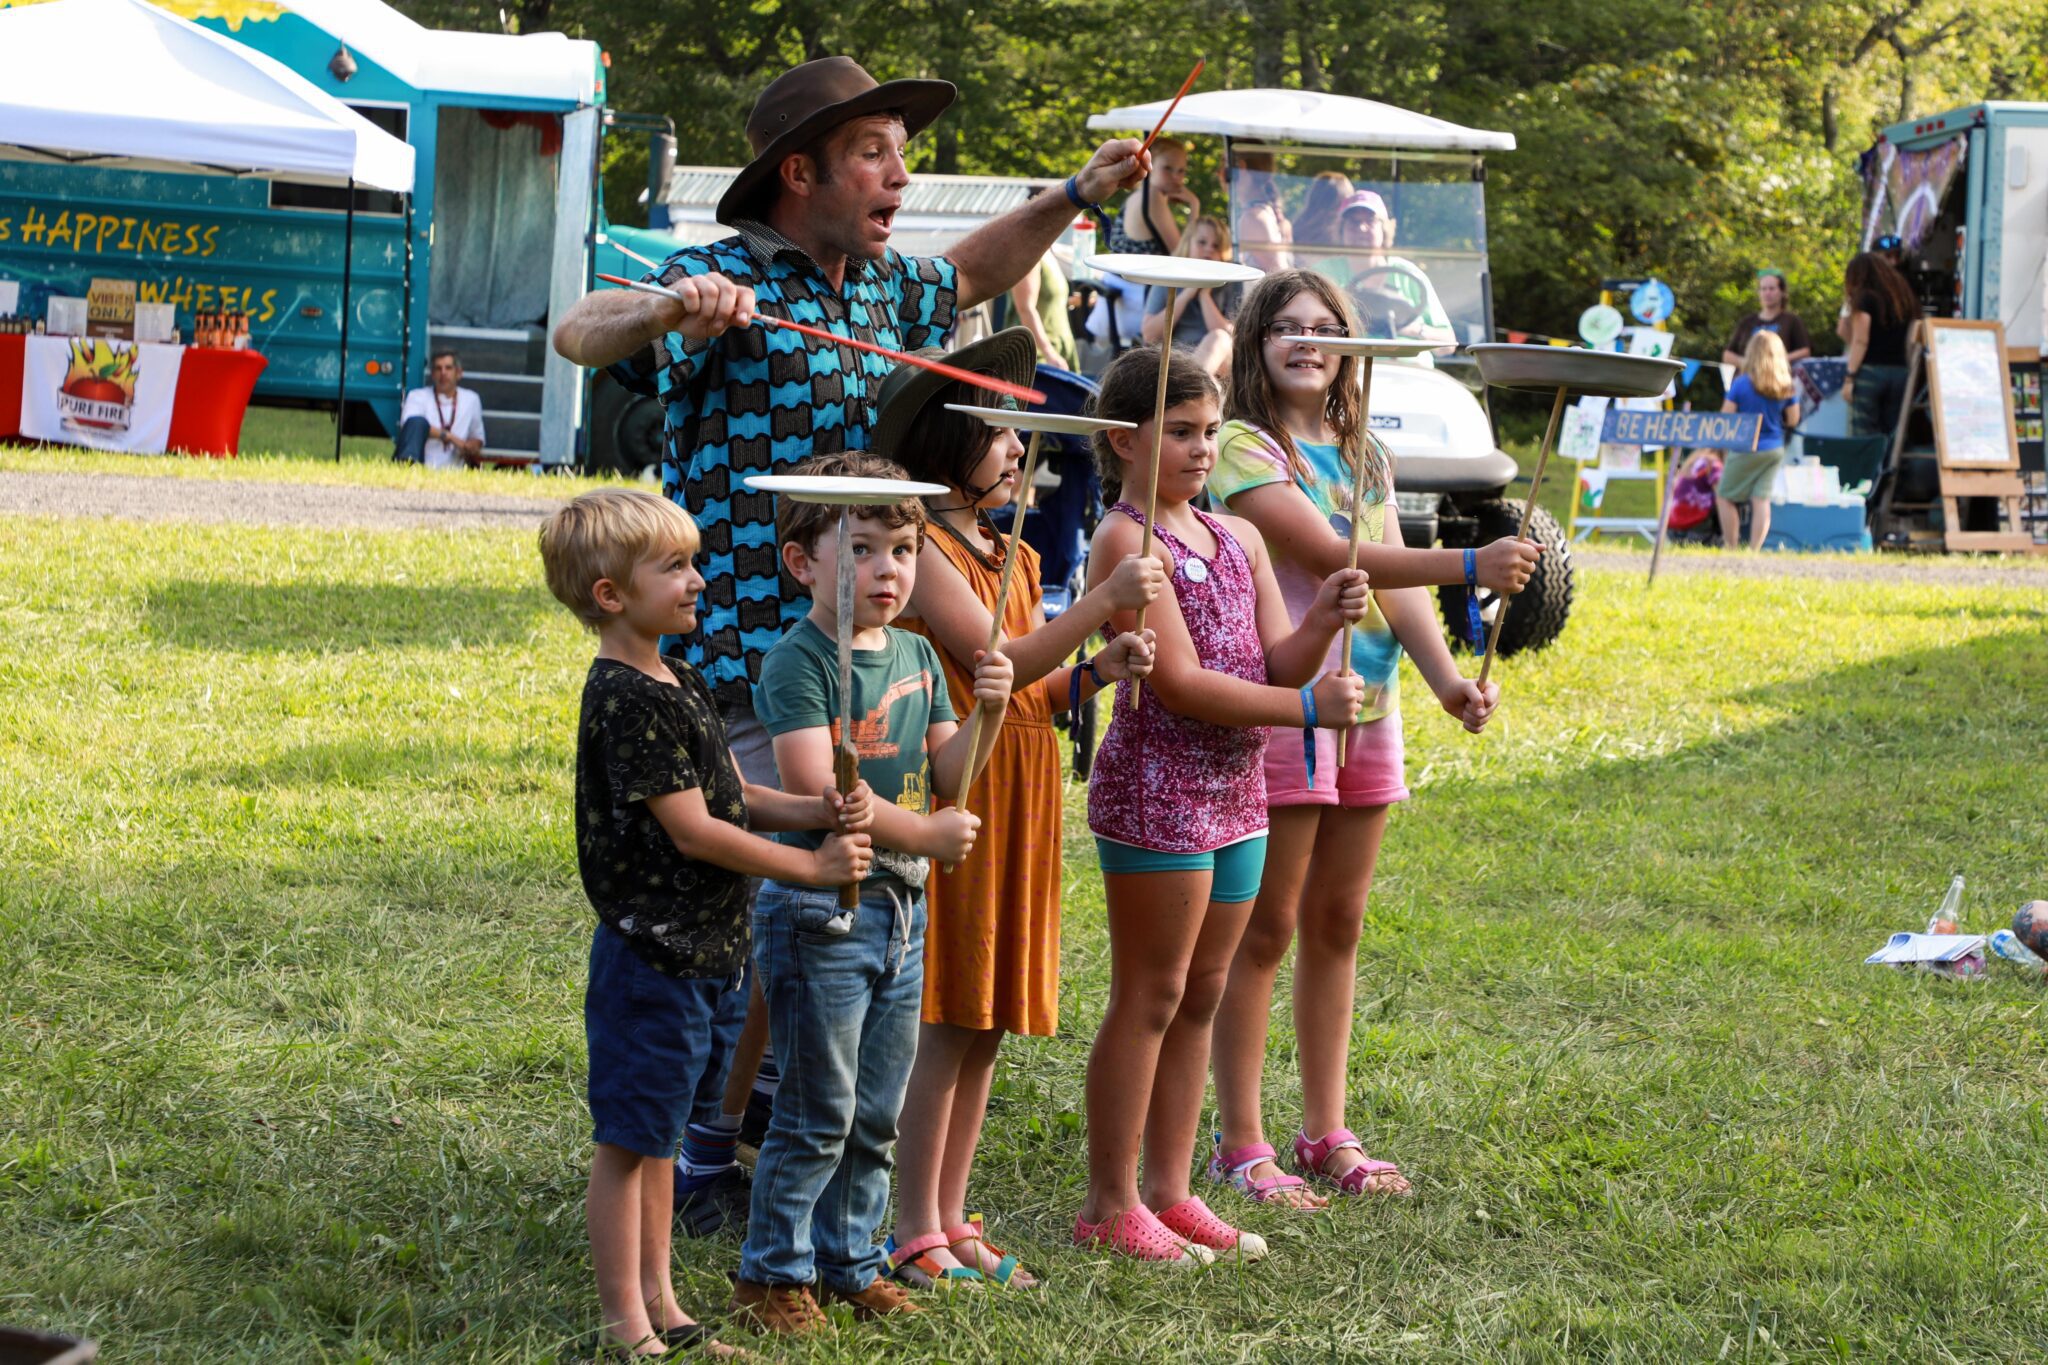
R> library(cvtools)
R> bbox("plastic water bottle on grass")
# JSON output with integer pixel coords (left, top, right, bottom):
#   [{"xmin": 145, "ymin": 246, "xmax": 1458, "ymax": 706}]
[{"xmin": 1989, "ymin": 929, "xmax": 2046, "ymax": 972}]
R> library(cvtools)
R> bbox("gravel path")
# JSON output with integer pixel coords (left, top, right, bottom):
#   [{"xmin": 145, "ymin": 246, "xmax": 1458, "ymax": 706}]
[
  {"xmin": 2, "ymin": 469, "xmax": 565, "ymax": 531},
  {"xmin": 1572, "ymin": 543, "xmax": 2048, "ymax": 589},
  {"xmin": 10, "ymin": 468, "xmax": 2048, "ymax": 588}
]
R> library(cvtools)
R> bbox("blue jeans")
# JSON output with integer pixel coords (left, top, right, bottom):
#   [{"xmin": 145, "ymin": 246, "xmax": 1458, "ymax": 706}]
[
  {"xmin": 391, "ymin": 414, "xmax": 429, "ymax": 464},
  {"xmin": 738, "ymin": 877, "xmax": 926, "ymax": 1291}
]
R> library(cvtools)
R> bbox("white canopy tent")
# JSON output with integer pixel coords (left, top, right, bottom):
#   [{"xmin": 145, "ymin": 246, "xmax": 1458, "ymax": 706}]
[
  {"xmin": 0, "ymin": 0, "xmax": 415, "ymax": 190},
  {"xmin": 1089, "ymin": 88, "xmax": 1514, "ymax": 153},
  {"xmin": 271, "ymin": 0, "xmax": 599, "ymax": 105}
]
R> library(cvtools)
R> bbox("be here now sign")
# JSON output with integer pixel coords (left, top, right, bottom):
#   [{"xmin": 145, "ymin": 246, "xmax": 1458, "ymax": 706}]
[{"xmin": 1601, "ymin": 408, "xmax": 1760, "ymax": 451}]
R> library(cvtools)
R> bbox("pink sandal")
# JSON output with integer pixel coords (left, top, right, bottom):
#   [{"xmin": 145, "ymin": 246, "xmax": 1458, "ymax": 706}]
[
  {"xmin": 1209, "ymin": 1138, "xmax": 1323, "ymax": 1209},
  {"xmin": 1154, "ymin": 1196, "xmax": 1268, "ymax": 1262},
  {"xmin": 1293, "ymin": 1127, "xmax": 1412, "ymax": 1197},
  {"xmin": 1073, "ymin": 1205, "xmax": 1214, "ymax": 1265}
]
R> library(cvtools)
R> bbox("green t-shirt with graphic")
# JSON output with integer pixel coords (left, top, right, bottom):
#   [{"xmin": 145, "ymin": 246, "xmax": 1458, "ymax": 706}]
[
  {"xmin": 753, "ymin": 617, "xmax": 958, "ymax": 888},
  {"xmin": 1210, "ymin": 420, "xmax": 1402, "ymax": 723}
]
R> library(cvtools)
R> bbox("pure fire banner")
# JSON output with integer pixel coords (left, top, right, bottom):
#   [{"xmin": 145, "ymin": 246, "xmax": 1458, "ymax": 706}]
[{"xmin": 20, "ymin": 335, "xmax": 184, "ymax": 453}]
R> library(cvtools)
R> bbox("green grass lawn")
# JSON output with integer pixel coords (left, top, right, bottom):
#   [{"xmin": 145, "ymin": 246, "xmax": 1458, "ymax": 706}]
[{"xmin": 6, "ymin": 508, "xmax": 2048, "ymax": 1362}]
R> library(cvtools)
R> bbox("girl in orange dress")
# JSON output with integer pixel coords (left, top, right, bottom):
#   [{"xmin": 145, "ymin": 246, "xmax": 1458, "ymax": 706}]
[{"xmin": 871, "ymin": 329, "xmax": 1163, "ymax": 1288}]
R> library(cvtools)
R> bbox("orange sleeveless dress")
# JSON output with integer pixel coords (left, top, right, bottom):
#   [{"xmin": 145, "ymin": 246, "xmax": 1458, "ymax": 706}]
[{"xmin": 904, "ymin": 525, "xmax": 1065, "ymax": 1035}]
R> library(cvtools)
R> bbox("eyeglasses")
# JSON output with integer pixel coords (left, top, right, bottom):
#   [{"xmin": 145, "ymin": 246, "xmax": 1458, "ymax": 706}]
[{"xmin": 1264, "ymin": 322, "xmax": 1350, "ymax": 342}]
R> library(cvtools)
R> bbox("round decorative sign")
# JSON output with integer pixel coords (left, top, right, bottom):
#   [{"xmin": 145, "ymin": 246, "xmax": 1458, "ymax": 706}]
[
  {"xmin": 1578, "ymin": 304, "xmax": 1624, "ymax": 347},
  {"xmin": 1629, "ymin": 278, "xmax": 1676, "ymax": 325}
]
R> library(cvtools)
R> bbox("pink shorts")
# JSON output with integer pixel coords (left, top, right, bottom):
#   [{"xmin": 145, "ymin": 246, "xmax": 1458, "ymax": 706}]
[{"xmin": 1264, "ymin": 711, "xmax": 1409, "ymax": 808}]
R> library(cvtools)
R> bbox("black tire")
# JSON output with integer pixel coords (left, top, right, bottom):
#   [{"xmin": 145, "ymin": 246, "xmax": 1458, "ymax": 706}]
[
  {"xmin": 588, "ymin": 378, "xmax": 665, "ymax": 479},
  {"xmin": 1437, "ymin": 499, "xmax": 1574, "ymax": 657}
]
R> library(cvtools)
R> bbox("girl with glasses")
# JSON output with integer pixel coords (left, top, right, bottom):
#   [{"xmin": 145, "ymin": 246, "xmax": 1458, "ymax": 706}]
[{"xmin": 1203, "ymin": 271, "xmax": 1533, "ymax": 1212}]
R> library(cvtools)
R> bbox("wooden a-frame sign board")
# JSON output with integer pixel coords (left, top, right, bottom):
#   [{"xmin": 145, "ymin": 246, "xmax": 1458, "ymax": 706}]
[{"xmin": 1914, "ymin": 317, "xmax": 2036, "ymax": 553}]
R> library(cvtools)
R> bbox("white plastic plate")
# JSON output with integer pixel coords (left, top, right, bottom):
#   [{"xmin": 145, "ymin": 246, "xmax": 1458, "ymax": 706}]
[
  {"xmin": 743, "ymin": 474, "xmax": 950, "ymax": 504},
  {"xmin": 1082, "ymin": 253, "xmax": 1264, "ymax": 289},
  {"xmin": 944, "ymin": 404, "xmax": 1137, "ymax": 434}
]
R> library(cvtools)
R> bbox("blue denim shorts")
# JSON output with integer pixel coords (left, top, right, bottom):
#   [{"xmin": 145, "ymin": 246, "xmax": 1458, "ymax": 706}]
[{"xmin": 584, "ymin": 920, "xmax": 744, "ymax": 1158}]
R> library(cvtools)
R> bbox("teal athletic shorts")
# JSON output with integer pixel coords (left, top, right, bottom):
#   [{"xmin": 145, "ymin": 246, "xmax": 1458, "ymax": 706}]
[{"xmin": 1093, "ymin": 834, "xmax": 1270, "ymax": 905}]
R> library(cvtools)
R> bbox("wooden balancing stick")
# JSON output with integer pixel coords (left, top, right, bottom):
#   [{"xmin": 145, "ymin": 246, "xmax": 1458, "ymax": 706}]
[
  {"xmin": 1336, "ymin": 354, "xmax": 1378, "ymax": 766},
  {"xmin": 1131, "ymin": 289, "xmax": 1177, "ymax": 707},
  {"xmin": 832, "ymin": 505, "xmax": 859, "ymax": 910},
  {"xmin": 594, "ymin": 274, "xmax": 1047, "ymax": 406},
  {"xmin": 1475, "ymin": 385, "xmax": 1568, "ymax": 689},
  {"xmin": 953, "ymin": 426, "xmax": 1045, "ymax": 821},
  {"xmin": 744, "ymin": 472, "xmax": 951, "ymax": 908}
]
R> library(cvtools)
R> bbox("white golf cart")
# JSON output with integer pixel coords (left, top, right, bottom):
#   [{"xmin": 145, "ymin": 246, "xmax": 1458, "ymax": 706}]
[{"xmin": 1086, "ymin": 89, "xmax": 1573, "ymax": 655}]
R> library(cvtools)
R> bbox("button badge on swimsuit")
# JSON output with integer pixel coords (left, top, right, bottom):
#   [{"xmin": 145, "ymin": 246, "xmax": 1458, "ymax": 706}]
[{"xmin": 1182, "ymin": 557, "xmax": 1210, "ymax": 583}]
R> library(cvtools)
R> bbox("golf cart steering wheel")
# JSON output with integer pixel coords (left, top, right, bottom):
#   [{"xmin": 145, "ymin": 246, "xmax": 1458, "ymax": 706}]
[{"xmin": 1349, "ymin": 263, "xmax": 1437, "ymax": 338}]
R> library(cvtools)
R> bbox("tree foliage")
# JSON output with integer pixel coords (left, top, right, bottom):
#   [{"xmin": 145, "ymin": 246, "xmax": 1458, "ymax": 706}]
[{"xmin": 395, "ymin": 0, "xmax": 2048, "ymax": 356}]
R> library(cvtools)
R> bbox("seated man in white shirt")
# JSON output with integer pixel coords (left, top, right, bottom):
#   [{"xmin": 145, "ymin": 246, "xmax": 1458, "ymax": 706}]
[{"xmin": 393, "ymin": 350, "xmax": 486, "ymax": 468}]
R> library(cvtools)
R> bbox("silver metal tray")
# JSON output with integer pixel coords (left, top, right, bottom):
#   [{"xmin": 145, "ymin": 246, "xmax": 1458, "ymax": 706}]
[{"xmin": 1467, "ymin": 344, "xmax": 1683, "ymax": 397}]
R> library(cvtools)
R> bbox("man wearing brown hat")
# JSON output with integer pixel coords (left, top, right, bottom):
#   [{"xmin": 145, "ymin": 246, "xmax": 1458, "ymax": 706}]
[{"xmin": 555, "ymin": 57, "xmax": 1144, "ymax": 727}]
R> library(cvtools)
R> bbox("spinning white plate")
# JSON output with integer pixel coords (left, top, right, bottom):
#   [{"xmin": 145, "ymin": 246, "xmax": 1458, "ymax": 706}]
[
  {"xmin": 1082, "ymin": 253, "xmax": 1264, "ymax": 290},
  {"xmin": 944, "ymin": 404, "xmax": 1137, "ymax": 434},
  {"xmin": 1298, "ymin": 337, "xmax": 1441, "ymax": 359},
  {"xmin": 743, "ymin": 475, "xmax": 950, "ymax": 504}
]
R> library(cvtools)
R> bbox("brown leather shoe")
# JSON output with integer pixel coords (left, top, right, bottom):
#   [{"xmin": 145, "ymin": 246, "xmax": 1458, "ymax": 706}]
[
  {"xmin": 818, "ymin": 1276, "xmax": 922, "ymax": 1319},
  {"xmin": 727, "ymin": 1279, "xmax": 830, "ymax": 1336}
]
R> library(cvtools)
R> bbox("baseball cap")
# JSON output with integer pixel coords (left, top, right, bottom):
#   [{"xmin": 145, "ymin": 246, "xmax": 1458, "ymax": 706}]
[{"xmin": 1339, "ymin": 190, "xmax": 1389, "ymax": 218}]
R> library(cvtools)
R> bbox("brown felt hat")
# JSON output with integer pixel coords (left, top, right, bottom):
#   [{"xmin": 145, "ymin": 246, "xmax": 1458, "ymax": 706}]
[
  {"xmin": 716, "ymin": 57, "xmax": 956, "ymax": 227},
  {"xmin": 869, "ymin": 328, "xmax": 1039, "ymax": 462}
]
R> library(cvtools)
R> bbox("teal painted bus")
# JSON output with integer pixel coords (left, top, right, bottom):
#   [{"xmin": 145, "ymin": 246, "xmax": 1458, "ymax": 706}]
[{"xmin": 0, "ymin": 0, "xmax": 652, "ymax": 466}]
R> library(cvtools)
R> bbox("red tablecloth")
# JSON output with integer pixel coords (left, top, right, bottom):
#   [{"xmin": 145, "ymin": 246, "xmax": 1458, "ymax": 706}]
[{"xmin": 0, "ymin": 334, "xmax": 267, "ymax": 457}]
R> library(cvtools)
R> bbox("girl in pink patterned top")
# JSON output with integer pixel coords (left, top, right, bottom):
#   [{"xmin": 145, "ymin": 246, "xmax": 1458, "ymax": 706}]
[{"xmin": 1073, "ymin": 345, "xmax": 1372, "ymax": 1266}]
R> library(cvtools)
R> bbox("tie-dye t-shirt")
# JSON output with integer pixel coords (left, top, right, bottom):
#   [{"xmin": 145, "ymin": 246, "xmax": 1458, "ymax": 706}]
[{"xmin": 1209, "ymin": 420, "xmax": 1401, "ymax": 723}]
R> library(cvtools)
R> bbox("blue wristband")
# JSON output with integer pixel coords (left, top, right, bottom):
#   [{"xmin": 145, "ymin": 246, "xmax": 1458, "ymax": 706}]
[
  {"xmin": 1085, "ymin": 654, "xmax": 1107, "ymax": 689},
  {"xmin": 1300, "ymin": 685, "xmax": 1319, "ymax": 789},
  {"xmin": 1064, "ymin": 175, "xmax": 1097, "ymax": 211},
  {"xmin": 1464, "ymin": 547, "xmax": 1485, "ymax": 654}
]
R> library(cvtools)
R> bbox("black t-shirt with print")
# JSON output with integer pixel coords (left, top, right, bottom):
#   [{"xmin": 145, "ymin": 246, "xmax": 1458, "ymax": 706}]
[{"xmin": 575, "ymin": 655, "xmax": 750, "ymax": 977}]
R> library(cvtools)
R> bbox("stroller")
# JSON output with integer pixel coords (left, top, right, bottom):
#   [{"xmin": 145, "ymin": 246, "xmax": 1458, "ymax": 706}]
[{"xmin": 985, "ymin": 365, "xmax": 1110, "ymax": 777}]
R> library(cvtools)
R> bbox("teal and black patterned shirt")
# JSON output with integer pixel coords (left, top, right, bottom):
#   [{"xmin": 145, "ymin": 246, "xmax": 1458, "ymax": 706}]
[{"xmin": 609, "ymin": 222, "xmax": 958, "ymax": 706}]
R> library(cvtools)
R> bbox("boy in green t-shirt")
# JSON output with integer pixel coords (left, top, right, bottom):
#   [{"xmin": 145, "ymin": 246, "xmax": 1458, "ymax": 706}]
[{"xmin": 732, "ymin": 453, "xmax": 1012, "ymax": 1335}]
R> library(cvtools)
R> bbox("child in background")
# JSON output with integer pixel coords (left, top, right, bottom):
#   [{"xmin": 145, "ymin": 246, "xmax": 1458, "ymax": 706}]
[
  {"xmin": 870, "ymin": 330, "xmax": 1165, "ymax": 1289},
  {"xmin": 732, "ymin": 453, "xmax": 1014, "ymax": 1335},
  {"xmin": 536, "ymin": 489, "xmax": 874, "ymax": 1357},
  {"xmin": 1076, "ymin": 345, "xmax": 1372, "ymax": 1264},
  {"xmin": 1716, "ymin": 330, "xmax": 1802, "ymax": 550},
  {"xmin": 1206, "ymin": 270, "xmax": 1505, "ymax": 1212}
]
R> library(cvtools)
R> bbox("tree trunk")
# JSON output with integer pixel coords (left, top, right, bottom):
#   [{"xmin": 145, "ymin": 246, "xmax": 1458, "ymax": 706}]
[
  {"xmin": 934, "ymin": 121, "xmax": 960, "ymax": 176},
  {"xmin": 1296, "ymin": 0, "xmax": 1324, "ymax": 89},
  {"xmin": 1246, "ymin": 0, "xmax": 1289, "ymax": 87},
  {"xmin": 1821, "ymin": 82, "xmax": 1838, "ymax": 153}
]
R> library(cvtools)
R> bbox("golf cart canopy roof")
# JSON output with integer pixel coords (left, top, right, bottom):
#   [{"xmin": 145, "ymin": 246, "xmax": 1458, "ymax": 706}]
[{"xmin": 1088, "ymin": 89, "xmax": 1515, "ymax": 154}]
